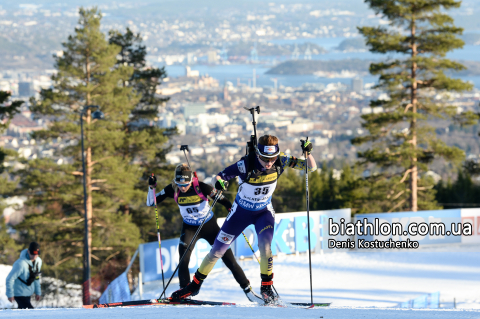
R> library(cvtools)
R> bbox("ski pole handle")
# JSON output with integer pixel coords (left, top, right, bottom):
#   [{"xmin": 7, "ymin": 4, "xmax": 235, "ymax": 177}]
[{"xmin": 300, "ymin": 137, "xmax": 309, "ymax": 157}]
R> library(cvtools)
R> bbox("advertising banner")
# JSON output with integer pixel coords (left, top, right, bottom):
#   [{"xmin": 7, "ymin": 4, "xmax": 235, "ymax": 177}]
[
  {"xmin": 461, "ymin": 208, "xmax": 480, "ymax": 244},
  {"xmin": 354, "ymin": 210, "xmax": 462, "ymax": 245},
  {"xmin": 98, "ymin": 272, "xmax": 131, "ymax": 304},
  {"xmin": 139, "ymin": 238, "xmax": 222, "ymax": 283},
  {"xmin": 218, "ymin": 209, "xmax": 352, "ymax": 258}
]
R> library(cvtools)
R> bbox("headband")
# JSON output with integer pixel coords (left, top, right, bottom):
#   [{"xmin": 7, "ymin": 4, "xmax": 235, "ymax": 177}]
[{"xmin": 175, "ymin": 167, "xmax": 193, "ymax": 183}]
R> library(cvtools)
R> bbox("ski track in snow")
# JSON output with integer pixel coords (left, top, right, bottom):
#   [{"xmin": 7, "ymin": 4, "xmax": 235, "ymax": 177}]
[
  {"xmin": 2, "ymin": 245, "xmax": 480, "ymax": 318},
  {"xmin": 1, "ymin": 306, "xmax": 480, "ymax": 319}
]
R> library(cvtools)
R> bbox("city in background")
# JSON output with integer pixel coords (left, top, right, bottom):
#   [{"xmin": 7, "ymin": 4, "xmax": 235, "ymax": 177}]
[{"xmin": 1, "ymin": 0, "xmax": 480, "ymax": 311}]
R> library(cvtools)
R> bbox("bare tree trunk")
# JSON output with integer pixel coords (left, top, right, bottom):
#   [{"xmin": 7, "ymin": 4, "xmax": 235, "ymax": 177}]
[
  {"xmin": 126, "ymin": 255, "xmax": 133, "ymax": 291},
  {"xmin": 86, "ymin": 53, "xmax": 93, "ymax": 270},
  {"xmin": 86, "ymin": 112, "xmax": 93, "ymax": 257},
  {"xmin": 410, "ymin": 17, "xmax": 418, "ymax": 212}
]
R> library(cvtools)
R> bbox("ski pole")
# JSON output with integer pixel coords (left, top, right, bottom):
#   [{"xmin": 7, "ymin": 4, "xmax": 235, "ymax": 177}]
[
  {"xmin": 180, "ymin": 145, "xmax": 192, "ymax": 170},
  {"xmin": 180, "ymin": 145, "xmax": 200, "ymax": 180},
  {"xmin": 152, "ymin": 173, "xmax": 166, "ymax": 295},
  {"xmin": 241, "ymin": 232, "xmax": 260, "ymax": 264},
  {"xmin": 301, "ymin": 137, "xmax": 314, "ymax": 305},
  {"xmin": 159, "ymin": 191, "xmax": 224, "ymax": 300},
  {"xmin": 241, "ymin": 232, "xmax": 280, "ymax": 298}
]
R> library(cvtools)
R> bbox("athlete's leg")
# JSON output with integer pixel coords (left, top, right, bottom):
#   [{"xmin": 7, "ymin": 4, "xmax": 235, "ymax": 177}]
[
  {"xmin": 171, "ymin": 205, "xmax": 256, "ymax": 300},
  {"xmin": 202, "ymin": 215, "xmax": 249, "ymax": 288},
  {"xmin": 254, "ymin": 204, "xmax": 275, "ymax": 276},
  {"xmin": 197, "ymin": 203, "xmax": 253, "ymax": 276},
  {"xmin": 177, "ymin": 222, "xmax": 198, "ymax": 288},
  {"xmin": 254, "ymin": 204, "xmax": 276, "ymax": 303}
]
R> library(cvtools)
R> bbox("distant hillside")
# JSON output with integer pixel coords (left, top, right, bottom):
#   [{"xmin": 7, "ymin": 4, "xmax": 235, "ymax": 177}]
[
  {"xmin": 266, "ymin": 59, "xmax": 372, "ymax": 75},
  {"xmin": 266, "ymin": 59, "xmax": 480, "ymax": 76},
  {"xmin": 0, "ymin": 36, "xmax": 57, "ymax": 70},
  {"xmin": 227, "ymin": 42, "xmax": 326, "ymax": 57},
  {"xmin": 456, "ymin": 60, "xmax": 480, "ymax": 76},
  {"xmin": 461, "ymin": 33, "xmax": 480, "ymax": 45},
  {"xmin": 335, "ymin": 38, "xmax": 367, "ymax": 52}
]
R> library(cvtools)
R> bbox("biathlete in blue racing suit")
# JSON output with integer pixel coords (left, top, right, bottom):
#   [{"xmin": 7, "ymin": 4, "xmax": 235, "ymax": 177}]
[{"xmin": 171, "ymin": 135, "xmax": 316, "ymax": 304}]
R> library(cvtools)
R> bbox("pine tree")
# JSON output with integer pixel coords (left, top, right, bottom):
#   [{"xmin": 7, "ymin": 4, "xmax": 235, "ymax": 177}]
[
  {"xmin": 108, "ymin": 27, "xmax": 175, "ymax": 243},
  {"xmin": 17, "ymin": 8, "xmax": 144, "ymax": 290},
  {"xmin": 354, "ymin": 0, "xmax": 477, "ymax": 212},
  {"xmin": 435, "ymin": 170, "xmax": 480, "ymax": 209},
  {"xmin": 273, "ymin": 169, "xmax": 304, "ymax": 212},
  {"xmin": 0, "ymin": 91, "xmax": 23, "ymax": 264},
  {"xmin": 0, "ymin": 91, "xmax": 22, "ymax": 174},
  {"xmin": 108, "ymin": 27, "xmax": 169, "ymax": 111}
]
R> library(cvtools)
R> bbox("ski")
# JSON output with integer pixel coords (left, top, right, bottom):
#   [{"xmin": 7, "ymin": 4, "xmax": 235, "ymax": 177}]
[
  {"xmin": 266, "ymin": 302, "xmax": 331, "ymax": 309},
  {"xmin": 83, "ymin": 298, "xmax": 235, "ymax": 309},
  {"xmin": 289, "ymin": 302, "xmax": 331, "ymax": 307},
  {"xmin": 83, "ymin": 298, "xmax": 330, "ymax": 309}
]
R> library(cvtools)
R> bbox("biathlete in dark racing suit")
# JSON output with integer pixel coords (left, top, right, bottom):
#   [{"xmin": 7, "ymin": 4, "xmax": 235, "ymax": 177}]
[
  {"xmin": 147, "ymin": 163, "xmax": 261, "ymax": 302},
  {"xmin": 171, "ymin": 135, "xmax": 317, "ymax": 304}
]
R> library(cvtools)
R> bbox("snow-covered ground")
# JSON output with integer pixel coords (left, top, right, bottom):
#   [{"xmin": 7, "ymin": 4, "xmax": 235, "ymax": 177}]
[
  {"xmin": 0, "ymin": 265, "xmax": 82, "ymax": 309},
  {"xmin": 0, "ymin": 265, "xmax": 12, "ymax": 308},
  {"xmin": 2, "ymin": 305, "xmax": 480, "ymax": 319},
  {"xmin": 2, "ymin": 244, "xmax": 480, "ymax": 318}
]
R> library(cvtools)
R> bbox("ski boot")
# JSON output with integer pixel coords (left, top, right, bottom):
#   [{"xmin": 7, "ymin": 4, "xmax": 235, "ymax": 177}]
[
  {"xmin": 242, "ymin": 281, "xmax": 263, "ymax": 304},
  {"xmin": 170, "ymin": 271, "xmax": 207, "ymax": 300},
  {"xmin": 260, "ymin": 274, "xmax": 278, "ymax": 305}
]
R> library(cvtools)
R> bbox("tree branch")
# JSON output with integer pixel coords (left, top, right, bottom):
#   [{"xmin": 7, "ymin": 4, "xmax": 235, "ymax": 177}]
[
  {"xmin": 53, "ymin": 256, "xmax": 73, "ymax": 267},
  {"xmin": 91, "ymin": 179, "xmax": 107, "ymax": 183},
  {"xmin": 90, "ymin": 156, "xmax": 113, "ymax": 166},
  {"xmin": 398, "ymin": 169, "xmax": 413, "ymax": 184},
  {"xmin": 392, "ymin": 190, "xmax": 405, "ymax": 200},
  {"xmin": 388, "ymin": 199, "xmax": 406, "ymax": 213},
  {"xmin": 404, "ymin": 103, "xmax": 412, "ymax": 113},
  {"xmin": 105, "ymin": 251, "xmax": 121, "ymax": 261},
  {"xmin": 417, "ymin": 186, "xmax": 434, "ymax": 191}
]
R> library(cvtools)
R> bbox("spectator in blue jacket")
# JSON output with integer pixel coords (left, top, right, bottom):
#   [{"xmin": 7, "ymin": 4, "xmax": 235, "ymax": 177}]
[{"xmin": 6, "ymin": 242, "xmax": 42, "ymax": 309}]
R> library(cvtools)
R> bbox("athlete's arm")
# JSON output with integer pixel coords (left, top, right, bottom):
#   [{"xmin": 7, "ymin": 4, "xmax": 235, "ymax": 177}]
[
  {"xmin": 199, "ymin": 182, "xmax": 232, "ymax": 210},
  {"xmin": 146, "ymin": 184, "xmax": 175, "ymax": 206},
  {"xmin": 216, "ymin": 159, "xmax": 245, "ymax": 181},
  {"xmin": 306, "ymin": 153, "xmax": 317, "ymax": 171},
  {"xmin": 280, "ymin": 153, "xmax": 317, "ymax": 173}
]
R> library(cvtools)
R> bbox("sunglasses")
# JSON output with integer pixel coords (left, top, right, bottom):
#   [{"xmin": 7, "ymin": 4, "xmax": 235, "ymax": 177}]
[
  {"xmin": 176, "ymin": 182, "xmax": 191, "ymax": 187},
  {"xmin": 258, "ymin": 155, "xmax": 278, "ymax": 163}
]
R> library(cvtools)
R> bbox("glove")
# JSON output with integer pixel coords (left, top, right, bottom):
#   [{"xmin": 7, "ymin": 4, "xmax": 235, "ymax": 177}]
[
  {"xmin": 301, "ymin": 140, "xmax": 313, "ymax": 155},
  {"xmin": 215, "ymin": 179, "xmax": 228, "ymax": 191},
  {"xmin": 148, "ymin": 174, "xmax": 157, "ymax": 188}
]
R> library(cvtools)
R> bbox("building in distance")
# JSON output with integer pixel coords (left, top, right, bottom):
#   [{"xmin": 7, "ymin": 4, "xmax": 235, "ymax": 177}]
[
  {"xmin": 183, "ymin": 103, "xmax": 207, "ymax": 119},
  {"xmin": 352, "ymin": 77, "xmax": 363, "ymax": 93}
]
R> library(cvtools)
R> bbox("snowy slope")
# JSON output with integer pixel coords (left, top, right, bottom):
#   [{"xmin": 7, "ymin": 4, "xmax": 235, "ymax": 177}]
[
  {"xmin": 0, "ymin": 264, "xmax": 83, "ymax": 309},
  {"xmin": 1, "ymin": 305, "xmax": 480, "ymax": 319},
  {"xmin": 0, "ymin": 265, "xmax": 13, "ymax": 308},
  {"xmin": 140, "ymin": 244, "xmax": 480, "ymax": 308},
  {"xmin": 2, "ymin": 244, "xmax": 480, "ymax": 318}
]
